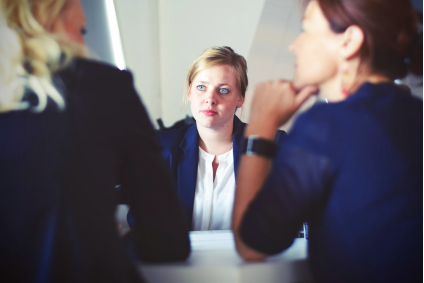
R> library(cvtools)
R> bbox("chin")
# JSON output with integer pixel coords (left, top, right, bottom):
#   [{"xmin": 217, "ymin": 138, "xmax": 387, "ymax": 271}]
[
  {"xmin": 199, "ymin": 123, "xmax": 218, "ymax": 130},
  {"xmin": 292, "ymin": 76, "xmax": 320, "ymax": 93},
  {"xmin": 292, "ymin": 78, "xmax": 305, "ymax": 91},
  {"xmin": 196, "ymin": 117, "xmax": 216, "ymax": 129},
  {"xmin": 197, "ymin": 114, "xmax": 234, "ymax": 130}
]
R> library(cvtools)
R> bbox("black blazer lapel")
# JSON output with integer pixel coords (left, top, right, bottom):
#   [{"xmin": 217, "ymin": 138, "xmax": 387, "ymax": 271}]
[{"xmin": 177, "ymin": 123, "xmax": 199, "ymax": 228}]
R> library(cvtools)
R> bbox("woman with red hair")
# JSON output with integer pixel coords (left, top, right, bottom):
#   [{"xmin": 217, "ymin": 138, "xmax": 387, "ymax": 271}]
[{"xmin": 233, "ymin": 0, "xmax": 422, "ymax": 282}]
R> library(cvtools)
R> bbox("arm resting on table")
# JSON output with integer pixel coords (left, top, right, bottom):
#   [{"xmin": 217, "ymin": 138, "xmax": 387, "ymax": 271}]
[{"xmin": 232, "ymin": 123, "xmax": 277, "ymax": 261}]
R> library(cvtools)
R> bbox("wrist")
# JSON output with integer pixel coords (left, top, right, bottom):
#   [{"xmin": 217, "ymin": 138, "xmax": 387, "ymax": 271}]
[
  {"xmin": 242, "ymin": 135, "xmax": 278, "ymax": 158},
  {"xmin": 244, "ymin": 122, "xmax": 279, "ymax": 140}
]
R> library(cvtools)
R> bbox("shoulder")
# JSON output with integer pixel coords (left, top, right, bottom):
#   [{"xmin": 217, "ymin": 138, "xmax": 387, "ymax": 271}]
[
  {"xmin": 56, "ymin": 58, "xmax": 143, "ymax": 115},
  {"xmin": 74, "ymin": 58, "xmax": 131, "ymax": 80},
  {"xmin": 56, "ymin": 58, "xmax": 134, "ymax": 93},
  {"xmin": 158, "ymin": 123, "xmax": 195, "ymax": 151},
  {"xmin": 280, "ymin": 102, "xmax": 338, "ymax": 155},
  {"xmin": 293, "ymin": 101, "xmax": 340, "ymax": 132},
  {"xmin": 56, "ymin": 58, "xmax": 154, "ymax": 129}
]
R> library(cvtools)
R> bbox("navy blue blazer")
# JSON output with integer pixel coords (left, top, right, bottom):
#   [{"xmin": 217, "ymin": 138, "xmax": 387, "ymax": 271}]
[
  {"xmin": 240, "ymin": 82, "xmax": 423, "ymax": 283},
  {"xmin": 158, "ymin": 116, "xmax": 287, "ymax": 228},
  {"xmin": 0, "ymin": 58, "xmax": 189, "ymax": 283}
]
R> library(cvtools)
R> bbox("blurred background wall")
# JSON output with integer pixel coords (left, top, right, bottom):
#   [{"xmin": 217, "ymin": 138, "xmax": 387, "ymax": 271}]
[
  {"xmin": 81, "ymin": 0, "xmax": 423, "ymax": 130},
  {"xmin": 80, "ymin": 1, "xmax": 115, "ymax": 65}
]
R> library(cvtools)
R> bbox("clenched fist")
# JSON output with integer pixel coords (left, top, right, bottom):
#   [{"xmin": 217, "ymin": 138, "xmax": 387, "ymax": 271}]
[{"xmin": 249, "ymin": 80, "xmax": 317, "ymax": 129}]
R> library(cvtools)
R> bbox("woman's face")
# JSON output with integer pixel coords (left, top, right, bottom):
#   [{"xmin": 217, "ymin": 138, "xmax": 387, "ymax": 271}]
[
  {"xmin": 289, "ymin": 1, "xmax": 343, "ymax": 91},
  {"xmin": 57, "ymin": 0, "xmax": 87, "ymax": 44},
  {"xmin": 188, "ymin": 64, "xmax": 244, "ymax": 130}
]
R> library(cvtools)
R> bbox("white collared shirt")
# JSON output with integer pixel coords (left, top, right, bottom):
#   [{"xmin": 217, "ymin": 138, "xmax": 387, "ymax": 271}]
[{"xmin": 192, "ymin": 147, "xmax": 235, "ymax": 231}]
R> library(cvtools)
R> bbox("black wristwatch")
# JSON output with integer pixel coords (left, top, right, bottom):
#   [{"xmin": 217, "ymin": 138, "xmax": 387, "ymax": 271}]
[{"xmin": 241, "ymin": 135, "xmax": 278, "ymax": 158}]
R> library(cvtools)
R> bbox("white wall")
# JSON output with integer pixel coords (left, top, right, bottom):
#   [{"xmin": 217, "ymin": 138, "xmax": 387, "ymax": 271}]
[
  {"xmin": 80, "ymin": 0, "xmax": 116, "ymax": 66},
  {"xmin": 243, "ymin": 0, "xmax": 316, "ymax": 131},
  {"xmin": 114, "ymin": 0, "xmax": 161, "ymax": 124}
]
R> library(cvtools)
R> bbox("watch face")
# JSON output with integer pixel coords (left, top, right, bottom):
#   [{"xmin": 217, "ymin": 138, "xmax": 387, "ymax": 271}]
[
  {"xmin": 245, "ymin": 135, "xmax": 258, "ymax": 156},
  {"xmin": 243, "ymin": 136, "xmax": 277, "ymax": 158}
]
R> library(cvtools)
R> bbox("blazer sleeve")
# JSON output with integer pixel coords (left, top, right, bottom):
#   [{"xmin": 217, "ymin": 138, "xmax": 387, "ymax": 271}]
[
  {"xmin": 239, "ymin": 110, "xmax": 333, "ymax": 255},
  {"xmin": 117, "ymin": 70, "xmax": 190, "ymax": 262}
]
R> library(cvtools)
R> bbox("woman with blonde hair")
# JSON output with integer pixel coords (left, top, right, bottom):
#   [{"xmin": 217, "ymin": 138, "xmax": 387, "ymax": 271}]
[
  {"xmin": 156, "ymin": 46, "xmax": 287, "ymax": 230},
  {"xmin": 0, "ymin": 0, "xmax": 189, "ymax": 282}
]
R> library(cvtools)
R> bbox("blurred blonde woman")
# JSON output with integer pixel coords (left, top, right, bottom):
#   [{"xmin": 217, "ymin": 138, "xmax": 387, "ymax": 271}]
[
  {"xmin": 155, "ymin": 46, "xmax": 287, "ymax": 230},
  {"xmin": 0, "ymin": 0, "xmax": 189, "ymax": 282}
]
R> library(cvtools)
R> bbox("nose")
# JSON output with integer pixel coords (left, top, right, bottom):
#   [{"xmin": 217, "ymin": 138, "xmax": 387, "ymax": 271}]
[{"xmin": 204, "ymin": 89, "xmax": 217, "ymax": 105}]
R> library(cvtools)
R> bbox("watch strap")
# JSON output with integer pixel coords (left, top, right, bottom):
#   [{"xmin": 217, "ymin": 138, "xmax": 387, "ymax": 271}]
[{"xmin": 241, "ymin": 135, "xmax": 278, "ymax": 158}]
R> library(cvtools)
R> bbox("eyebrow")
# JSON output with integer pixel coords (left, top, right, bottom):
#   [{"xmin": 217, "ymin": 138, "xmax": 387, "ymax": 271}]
[{"xmin": 194, "ymin": 81, "xmax": 232, "ymax": 87}]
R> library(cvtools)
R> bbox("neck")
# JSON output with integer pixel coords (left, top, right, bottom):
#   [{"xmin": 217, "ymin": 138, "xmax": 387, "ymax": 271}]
[
  {"xmin": 320, "ymin": 70, "xmax": 391, "ymax": 102},
  {"xmin": 198, "ymin": 122, "xmax": 234, "ymax": 156},
  {"xmin": 319, "ymin": 74, "xmax": 344, "ymax": 102},
  {"xmin": 362, "ymin": 74, "xmax": 391, "ymax": 86}
]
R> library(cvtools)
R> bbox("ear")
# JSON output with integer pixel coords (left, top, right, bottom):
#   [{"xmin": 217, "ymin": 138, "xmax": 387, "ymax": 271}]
[
  {"xmin": 236, "ymin": 95, "xmax": 245, "ymax": 108},
  {"xmin": 340, "ymin": 25, "xmax": 364, "ymax": 60}
]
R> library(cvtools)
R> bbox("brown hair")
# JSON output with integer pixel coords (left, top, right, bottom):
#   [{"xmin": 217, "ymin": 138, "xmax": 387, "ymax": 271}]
[
  {"xmin": 315, "ymin": 0, "xmax": 419, "ymax": 79},
  {"xmin": 183, "ymin": 46, "xmax": 248, "ymax": 105}
]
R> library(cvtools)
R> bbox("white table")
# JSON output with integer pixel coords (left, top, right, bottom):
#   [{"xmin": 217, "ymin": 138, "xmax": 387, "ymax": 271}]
[{"xmin": 137, "ymin": 230, "xmax": 313, "ymax": 283}]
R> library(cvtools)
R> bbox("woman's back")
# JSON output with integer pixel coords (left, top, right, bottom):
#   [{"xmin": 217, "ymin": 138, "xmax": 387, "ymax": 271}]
[
  {"xmin": 0, "ymin": 58, "xmax": 190, "ymax": 283},
  {"xmin": 304, "ymin": 84, "xmax": 423, "ymax": 282},
  {"xmin": 265, "ymin": 82, "xmax": 422, "ymax": 282},
  {"xmin": 0, "ymin": 83, "xmax": 79, "ymax": 282}
]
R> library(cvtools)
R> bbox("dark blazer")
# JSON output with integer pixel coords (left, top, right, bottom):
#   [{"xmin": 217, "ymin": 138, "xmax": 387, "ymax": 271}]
[
  {"xmin": 0, "ymin": 58, "xmax": 190, "ymax": 283},
  {"xmin": 239, "ymin": 82, "xmax": 423, "ymax": 283},
  {"xmin": 158, "ymin": 116, "xmax": 287, "ymax": 228}
]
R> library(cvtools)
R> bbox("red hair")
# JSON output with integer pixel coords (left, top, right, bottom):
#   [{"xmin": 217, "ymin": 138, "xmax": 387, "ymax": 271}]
[{"xmin": 316, "ymin": 0, "xmax": 419, "ymax": 79}]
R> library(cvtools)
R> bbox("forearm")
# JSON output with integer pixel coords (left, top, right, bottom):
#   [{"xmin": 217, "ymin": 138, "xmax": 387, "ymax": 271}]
[{"xmin": 232, "ymin": 122, "xmax": 279, "ymax": 260}]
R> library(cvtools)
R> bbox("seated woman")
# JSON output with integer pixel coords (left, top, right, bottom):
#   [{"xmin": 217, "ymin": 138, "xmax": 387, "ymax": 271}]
[
  {"xmin": 0, "ymin": 0, "xmax": 189, "ymax": 282},
  {"xmin": 232, "ymin": 0, "xmax": 422, "ymax": 282},
  {"xmin": 159, "ymin": 46, "xmax": 287, "ymax": 230}
]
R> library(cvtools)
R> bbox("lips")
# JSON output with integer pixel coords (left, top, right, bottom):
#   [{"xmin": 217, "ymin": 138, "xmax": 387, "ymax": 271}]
[{"xmin": 201, "ymin": 110, "xmax": 217, "ymax": 116}]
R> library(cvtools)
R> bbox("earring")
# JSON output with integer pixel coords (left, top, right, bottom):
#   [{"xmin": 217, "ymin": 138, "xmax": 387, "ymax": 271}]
[{"xmin": 341, "ymin": 72, "xmax": 351, "ymax": 97}]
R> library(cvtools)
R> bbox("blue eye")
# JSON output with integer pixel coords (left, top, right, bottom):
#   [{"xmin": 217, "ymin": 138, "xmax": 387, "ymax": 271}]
[
  {"xmin": 219, "ymin": 88, "xmax": 229, "ymax": 94},
  {"xmin": 197, "ymin": 85, "xmax": 205, "ymax": 91}
]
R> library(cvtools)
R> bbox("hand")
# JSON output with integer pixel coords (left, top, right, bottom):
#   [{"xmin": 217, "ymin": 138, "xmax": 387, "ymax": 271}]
[{"xmin": 249, "ymin": 80, "xmax": 317, "ymax": 129}]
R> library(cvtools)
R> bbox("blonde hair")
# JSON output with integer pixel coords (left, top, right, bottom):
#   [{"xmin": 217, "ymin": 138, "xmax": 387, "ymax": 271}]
[
  {"xmin": 0, "ymin": 0, "xmax": 87, "ymax": 113},
  {"xmin": 183, "ymin": 46, "xmax": 248, "ymax": 106}
]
